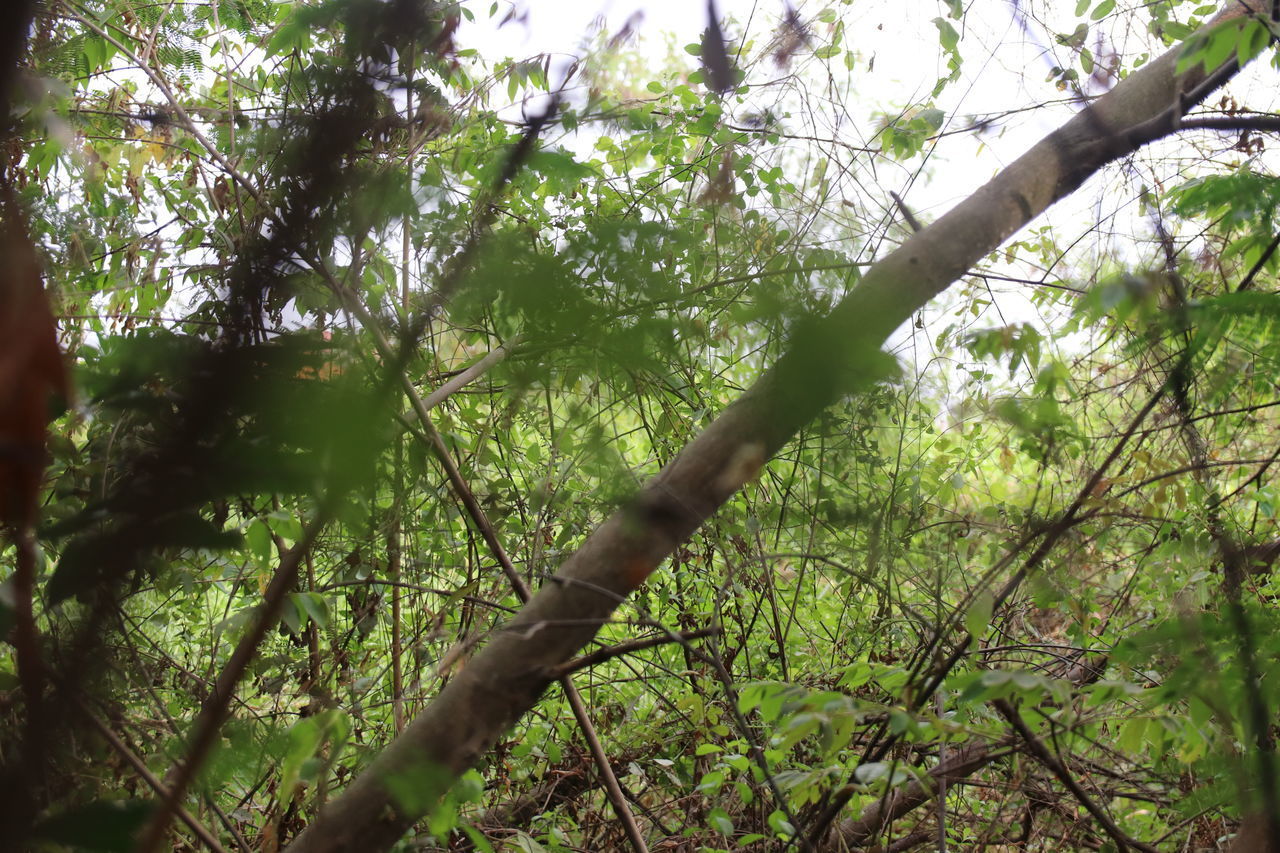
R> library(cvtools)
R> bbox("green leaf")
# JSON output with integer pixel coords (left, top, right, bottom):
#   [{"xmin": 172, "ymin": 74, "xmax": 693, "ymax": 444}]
[
  {"xmin": 965, "ymin": 590, "xmax": 994, "ymax": 643},
  {"xmin": 767, "ymin": 809, "xmax": 796, "ymax": 837},
  {"xmin": 266, "ymin": 510, "xmax": 303, "ymax": 543},
  {"xmin": 455, "ymin": 769, "xmax": 486, "ymax": 804},
  {"xmin": 281, "ymin": 597, "xmax": 304, "ymax": 634},
  {"xmin": 508, "ymin": 832, "xmax": 549, "ymax": 853},
  {"xmin": 280, "ymin": 716, "xmax": 322, "ymax": 801},
  {"xmin": 933, "ymin": 18, "xmax": 960, "ymax": 53},
  {"xmin": 47, "ymin": 514, "xmax": 242, "ymax": 605},
  {"xmin": 919, "ymin": 107, "xmax": 946, "ymax": 131},
  {"xmin": 1117, "ymin": 717, "xmax": 1150, "ymax": 753},
  {"xmin": 697, "ymin": 768, "xmax": 726, "ymax": 795},
  {"xmin": 1238, "ymin": 18, "xmax": 1271, "ymax": 68},
  {"xmin": 527, "ymin": 149, "xmax": 595, "ymax": 184},
  {"xmin": 245, "ymin": 518, "xmax": 273, "ymax": 566},
  {"xmin": 294, "ymin": 591, "xmax": 330, "ymax": 629},
  {"xmin": 1202, "ymin": 22, "xmax": 1244, "ymax": 71},
  {"xmin": 854, "ymin": 762, "xmax": 889, "ymax": 784},
  {"xmin": 708, "ymin": 807, "xmax": 734, "ymax": 835}
]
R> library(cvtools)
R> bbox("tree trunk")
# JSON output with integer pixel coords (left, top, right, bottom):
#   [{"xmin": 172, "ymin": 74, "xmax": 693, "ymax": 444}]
[{"xmin": 285, "ymin": 4, "xmax": 1264, "ymax": 850}]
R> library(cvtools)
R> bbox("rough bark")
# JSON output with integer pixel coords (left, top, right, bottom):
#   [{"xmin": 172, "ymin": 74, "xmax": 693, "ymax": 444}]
[{"xmin": 285, "ymin": 4, "xmax": 1264, "ymax": 851}]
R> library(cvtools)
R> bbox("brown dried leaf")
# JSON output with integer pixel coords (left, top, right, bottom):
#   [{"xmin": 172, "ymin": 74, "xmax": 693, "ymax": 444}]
[{"xmin": 0, "ymin": 196, "xmax": 69, "ymax": 528}]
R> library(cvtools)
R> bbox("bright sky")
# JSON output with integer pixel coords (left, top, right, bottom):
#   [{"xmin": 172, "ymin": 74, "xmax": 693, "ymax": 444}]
[{"xmin": 460, "ymin": 0, "xmax": 714, "ymax": 60}]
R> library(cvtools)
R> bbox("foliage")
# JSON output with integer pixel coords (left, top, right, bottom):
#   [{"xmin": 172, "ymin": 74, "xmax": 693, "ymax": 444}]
[{"xmin": 3, "ymin": 0, "xmax": 1280, "ymax": 850}]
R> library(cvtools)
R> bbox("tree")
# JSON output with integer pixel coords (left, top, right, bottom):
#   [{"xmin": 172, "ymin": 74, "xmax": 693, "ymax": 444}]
[{"xmin": 4, "ymin": 1, "xmax": 1280, "ymax": 851}]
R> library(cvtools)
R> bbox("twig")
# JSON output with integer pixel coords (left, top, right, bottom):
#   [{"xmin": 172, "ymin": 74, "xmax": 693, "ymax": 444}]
[
  {"xmin": 1236, "ymin": 226, "xmax": 1280, "ymax": 292},
  {"xmin": 826, "ymin": 741, "xmax": 1006, "ymax": 847},
  {"xmin": 890, "ymin": 191, "xmax": 924, "ymax": 233},
  {"xmin": 546, "ymin": 627, "xmax": 719, "ymax": 678},
  {"xmin": 1179, "ymin": 115, "xmax": 1280, "ymax": 134},
  {"xmin": 419, "ymin": 335, "xmax": 523, "ymax": 411}
]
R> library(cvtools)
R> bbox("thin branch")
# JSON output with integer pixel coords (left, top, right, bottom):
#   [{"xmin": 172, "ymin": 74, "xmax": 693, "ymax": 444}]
[
  {"xmin": 545, "ymin": 627, "xmax": 719, "ymax": 678},
  {"xmin": 418, "ymin": 334, "xmax": 523, "ymax": 411},
  {"xmin": 890, "ymin": 191, "xmax": 924, "ymax": 233},
  {"xmin": 318, "ymin": 579, "xmax": 517, "ymax": 613},
  {"xmin": 822, "ymin": 741, "xmax": 1007, "ymax": 849},
  {"xmin": 1179, "ymin": 115, "xmax": 1280, "ymax": 134},
  {"xmin": 616, "ymin": 260, "xmax": 875, "ymax": 318},
  {"xmin": 1236, "ymin": 226, "xmax": 1280, "ymax": 292}
]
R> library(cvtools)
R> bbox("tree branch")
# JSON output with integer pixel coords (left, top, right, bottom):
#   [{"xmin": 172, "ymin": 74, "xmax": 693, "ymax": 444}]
[
  {"xmin": 545, "ymin": 627, "xmax": 720, "ymax": 679},
  {"xmin": 819, "ymin": 741, "xmax": 1007, "ymax": 850}
]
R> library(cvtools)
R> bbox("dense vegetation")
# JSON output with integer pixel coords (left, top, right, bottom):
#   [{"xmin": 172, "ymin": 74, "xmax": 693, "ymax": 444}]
[{"xmin": 4, "ymin": 0, "xmax": 1280, "ymax": 850}]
